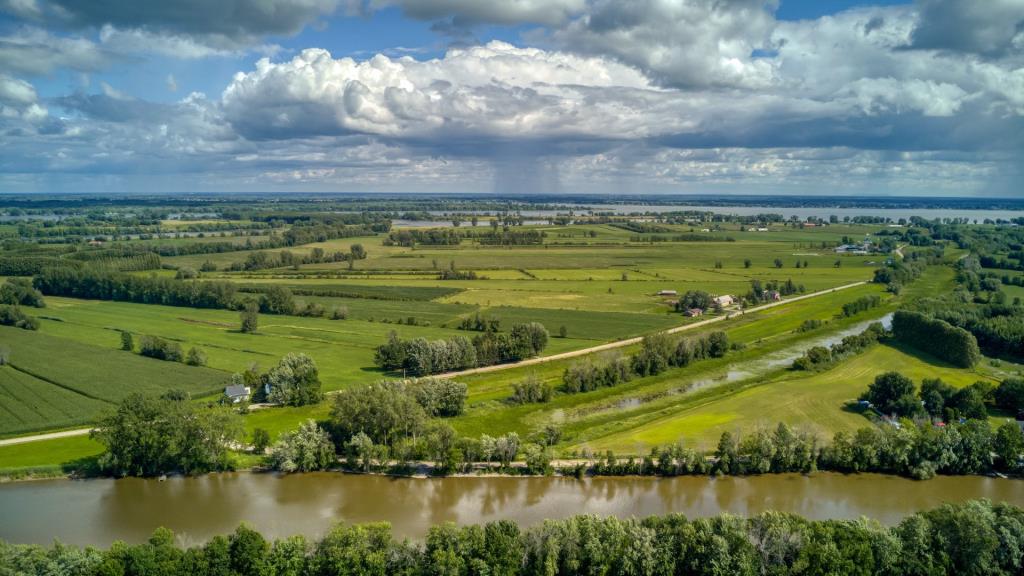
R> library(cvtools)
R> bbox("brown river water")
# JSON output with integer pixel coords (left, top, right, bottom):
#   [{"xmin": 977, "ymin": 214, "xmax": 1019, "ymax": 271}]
[{"xmin": 2, "ymin": 472, "xmax": 1023, "ymax": 547}]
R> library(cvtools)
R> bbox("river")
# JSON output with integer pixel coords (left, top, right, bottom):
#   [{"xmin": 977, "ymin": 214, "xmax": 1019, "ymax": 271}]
[{"xmin": 2, "ymin": 472, "xmax": 1022, "ymax": 547}]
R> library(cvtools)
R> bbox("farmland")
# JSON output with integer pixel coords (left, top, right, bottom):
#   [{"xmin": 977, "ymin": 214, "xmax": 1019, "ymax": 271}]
[{"xmin": 1, "ymin": 195, "xmax": 1022, "ymax": 476}]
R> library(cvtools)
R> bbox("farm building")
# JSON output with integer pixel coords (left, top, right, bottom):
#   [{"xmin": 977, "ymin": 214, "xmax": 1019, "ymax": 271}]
[
  {"xmin": 657, "ymin": 289, "xmax": 678, "ymax": 296},
  {"xmin": 224, "ymin": 385, "xmax": 251, "ymax": 404},
  {"xmin": 684, "ymin": 308, "xmax": 703, "ymax": 317},
  {"xmin": 712, "ymin": 295, "xmax": 734, "ymax": 307}
]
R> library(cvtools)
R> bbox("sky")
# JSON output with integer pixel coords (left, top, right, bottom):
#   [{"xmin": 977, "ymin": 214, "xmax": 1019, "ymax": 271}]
[{"xmin": 0, "ymin": 0, "xmax": 1022, "ymax": 196}]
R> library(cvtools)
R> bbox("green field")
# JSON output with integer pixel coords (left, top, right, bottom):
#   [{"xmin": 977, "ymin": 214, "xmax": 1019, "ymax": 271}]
[{"xmin": 9, "ymin": 209, "xmax": 1007, "ymax": 475}]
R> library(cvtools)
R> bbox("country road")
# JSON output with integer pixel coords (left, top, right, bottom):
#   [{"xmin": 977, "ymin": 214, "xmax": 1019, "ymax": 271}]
[
  {"xmin": 1, "ymin": 280, "xmax": 867, "ymax": 447},
  {"xmin": 437, "ymin": 280, "xmax": 868, "ymax": 378},
  {"xmin": 0, "ymin": 427, "xmax": 92, "ymax": 447}
]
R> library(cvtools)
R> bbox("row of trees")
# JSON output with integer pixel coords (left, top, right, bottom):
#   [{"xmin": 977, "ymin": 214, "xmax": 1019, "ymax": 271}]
[
  {"xmin": 840, "ymin": 294, "xmax": 881, "ymax": 317},
  {"xmin": 374, "ymin": 323, "xmax": 550, "ymax": 376},
  {"xmin": 328, "ymin": 379, "xmax": 467, "ymax": 447},
  {"xmin": 791, "ymin": 322, "xmax": 886, "ymax": 371},
  {"xmin": 891, "ymin": 310, "xmax": 981, "ymax": 367},
  {"xmin": 6, "ymin": 500, "xmax": 1024, "ymax": 575},
  {"xmin": 34, "ymin": 266, "xmax": 239, "ymax": 310}
]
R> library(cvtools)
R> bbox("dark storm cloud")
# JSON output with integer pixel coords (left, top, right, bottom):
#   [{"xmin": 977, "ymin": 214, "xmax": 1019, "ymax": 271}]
[{"xmin": 909, "ymin": 0, "xmax": 1024, "ymax": 57}]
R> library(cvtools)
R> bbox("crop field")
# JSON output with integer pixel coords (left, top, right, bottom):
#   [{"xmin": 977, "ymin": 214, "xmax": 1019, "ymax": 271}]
[
  {"xmin": 0, "ymin": 327, "xmax": 229, "ymax": 434},
  {"xmin": 0, "ymin": 366, "xmax": 109, "ymax": 435}
]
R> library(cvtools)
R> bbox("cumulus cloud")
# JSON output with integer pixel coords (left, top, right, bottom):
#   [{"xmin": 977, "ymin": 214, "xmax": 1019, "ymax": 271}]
[
  {"xmin": 221, "ymin": 41, "xmax": 663, "ymax": 142},
  {"xmin": 549, "ymin": 0, "xmax": 779, "ymax": 89}
]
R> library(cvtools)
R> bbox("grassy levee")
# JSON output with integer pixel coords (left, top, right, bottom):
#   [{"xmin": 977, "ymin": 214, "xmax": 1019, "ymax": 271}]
[{"xmin": 577, "ymin": 343, "xmax": 1001, "ymax": 454}]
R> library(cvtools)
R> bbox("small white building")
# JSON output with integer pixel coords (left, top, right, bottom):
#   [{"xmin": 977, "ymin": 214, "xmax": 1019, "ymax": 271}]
[
  {"xmin": 224, "ymin": 385, "xmax": 251, "ymax": 404},
  {"xmin": 657, "ymin": 289, "xmax": 678, "ymax": 296}
]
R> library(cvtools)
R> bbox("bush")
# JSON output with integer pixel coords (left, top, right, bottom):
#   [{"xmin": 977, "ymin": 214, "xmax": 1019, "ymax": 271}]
[
  {"xmin": 0, "ymin": 305, "xmax": 39, "ymax": 330},
  {"xmin": 510, "ymin": 374, "xmax": 553, "ymax": 404},
  {"xmin": 138, "ymin": 335, "xmax": 184, "ymax": 362},
  {"xmin": 185, "ymin": 346, "xmax": 208, "ymax": 367},
  {"xmin": 330, "ymin": 306, "xmax": 349, "ymax": 320},
  {"xmin": 409, "ymin": 377, "xmax": 467, "ymax": 417}
]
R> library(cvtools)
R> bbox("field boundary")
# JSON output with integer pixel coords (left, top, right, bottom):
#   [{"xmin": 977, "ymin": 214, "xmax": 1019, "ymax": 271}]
[{"xmin": 437, "ymin": 281, "xmax": 868, "ymax": 379}]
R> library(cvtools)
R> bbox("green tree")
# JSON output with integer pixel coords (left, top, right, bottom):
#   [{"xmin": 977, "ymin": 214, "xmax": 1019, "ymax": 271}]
[
  {"xmin": 264, "ymin": 353, "xmax": 322, "ymax": 406},
  {"xmin": 240, "ymin": 301, "xmax": 259, "ymax": 333},
  {"xmin": 862, "ymin": 372, "xmax": 919, "ymax": 416},
  {"xmin": 268, "ymin": 420, "xmax": 336, "ymax": 473}
]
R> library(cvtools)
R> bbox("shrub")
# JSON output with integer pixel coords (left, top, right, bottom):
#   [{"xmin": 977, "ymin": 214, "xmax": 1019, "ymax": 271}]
[
  {"xmin": 138, "ymin": 335, "xmax": 184, "ymax": 362},
  {"xmin": 510, "ymin": 374, "xmax": 553, "ymax": 404},
  {"xmin": 0, "ymin": 305, "xmax": 39, "ymax": 330}
]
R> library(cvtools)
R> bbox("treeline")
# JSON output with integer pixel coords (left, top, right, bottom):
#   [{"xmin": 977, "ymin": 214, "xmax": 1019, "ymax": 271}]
[
  {"xmin": 563, "ymin": 331, "xmax": 729, "ymax": 393},
  {"xmin": 792, "ymin": 322, "xmax": 886, "ymax": 370},
  {"xmin": 384, "ymin": 228, "xmax": 462, "ymax": 246},
  {"xmin": 0, "ymin": 255, "xmax": 81, "ymax": 276},
  {"xmin": 840, "ymin": 294, "xmax": 881, "ymax": 317},
  {"xmin": 891, "ymin": 310, "xmax": 981, "ymax": 367},
  {"xmin": 34, "ymin": 267, "xmax": 239, "ymax": 310},
  {"xmin": 630, "ymin": 233, "xmax": 736, "ymax": 242},
  {"xmin": 5, "ymin": 500, "xmax": 1024, "ymax": 575},
  {"xmin": 383, "ymin": 228, "xmax": 545, "ymax": 247},
  {"xmin": 374, "ymin": 323, "xmax": 549, "ymax": 376}
]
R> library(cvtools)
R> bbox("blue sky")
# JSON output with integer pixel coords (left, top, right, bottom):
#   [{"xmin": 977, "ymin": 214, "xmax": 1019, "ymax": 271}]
[{"xmin": 0, "ymin": 0, "xmax": 1021, "ymax": 195}]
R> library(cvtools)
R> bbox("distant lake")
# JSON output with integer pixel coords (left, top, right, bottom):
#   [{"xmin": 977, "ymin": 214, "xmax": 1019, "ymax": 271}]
[{"xmin": 407, "ymin": 204, "xmax": 1023, "ymax": 223}]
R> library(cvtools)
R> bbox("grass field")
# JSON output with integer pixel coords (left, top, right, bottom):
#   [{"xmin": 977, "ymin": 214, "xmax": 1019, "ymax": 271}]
[{"xmin": 0, "ymin": 435, "xmax": 103, "ymax": 474}]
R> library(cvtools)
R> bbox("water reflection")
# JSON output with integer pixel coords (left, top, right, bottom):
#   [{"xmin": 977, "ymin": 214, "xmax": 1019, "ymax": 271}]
[{"xmin": 2, "ymin": 471, "xmax": 1023, "ymax": 547}]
